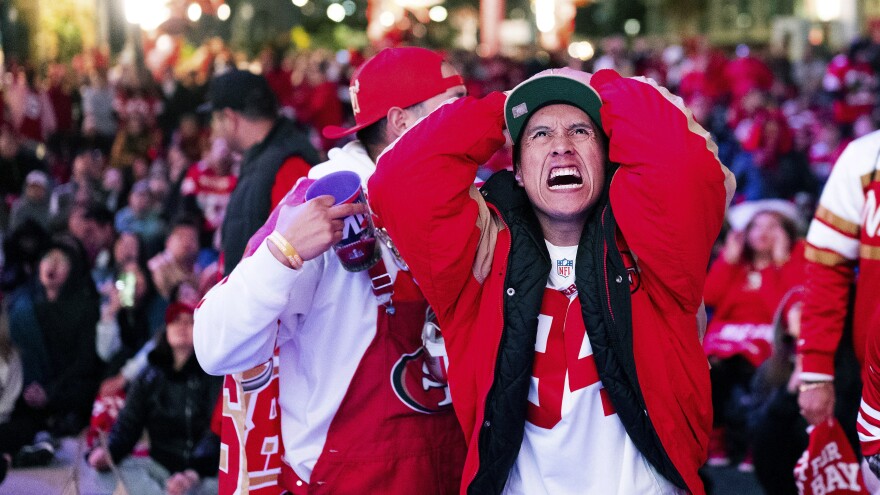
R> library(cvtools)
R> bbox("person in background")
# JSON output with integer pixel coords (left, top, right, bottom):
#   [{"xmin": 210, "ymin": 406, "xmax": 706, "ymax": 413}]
[
  {"xmin": 179, "ymin": 137, "xmax": 237, "ymax": 242},
  {"xmin": 747, "ymin": 287, "xmax": 807, "ymax": 495},
  {"xmin": 204, "ymin": 69, "xmax": 320, "ymax": 274},
  {"xmin": 80, "ymin": 70, "xmax": 117, "ymax": 154},
  {"xmin": 96, "ymin": 241, "xmax": 159, "ymax": 378},
  {"xmin": 9, "ymin": 67, "xmax": 56, "ymax": 145},
  {"xmin": 88, "ymin": 303, "xmax": 221, "ymax": 495},
  {"xmin": 115, "ymin": 180, "xmax": 167, "ymax": 256},
  {"xmin": 49, "ymin": 150, "xmax": 106, "ymax": 231},
  {"xmin": 0, "ymin": 125, "xmax": 47, "ymax": 210},
  {"xmin": 0, "ymin": 220, "xmax": 51, "ymax": 294},
  {"xmin": 109, "ymin": 113, "xmax": 154, "ymax": 175},
  {"xmin": 0, "ymin": 308, "xmax": 23, "ymax": 484},
  {"xmin": 9, "ymin": 171, "xmax": 51, "ymax": 233},
  {"xmin": 5, "ymin": 241, "xmax": 100, "ymax": 465},
  {"xmin": 702, "ymin": 199, "xmax": 803, "ymax": 471},
  {"xmin": 148, "ymin": 220, "xmax": 201, "ymax": 303}
]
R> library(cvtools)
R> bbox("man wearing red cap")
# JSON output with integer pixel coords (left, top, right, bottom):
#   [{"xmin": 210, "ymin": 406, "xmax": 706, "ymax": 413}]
[
  {"xmin": 370, "ymin": 69, "xmax": 734, "ymax": 494},
  {"xmin": 194, "ymin": 47, "xmax": 467, "ymax": 495}
]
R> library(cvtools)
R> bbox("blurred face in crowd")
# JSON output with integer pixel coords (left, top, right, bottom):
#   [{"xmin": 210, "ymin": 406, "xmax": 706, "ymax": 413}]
[
  {"xmin": 129, "ymin": 189, "xmax": 152, "ymax": 216},
  {"xmin": 167, "ymin": 225, "xmax": 199, "ymax": 265},
  {"xmin": 746, "ymin": 211, "xmax": 788, "ymax": 257},
  {"xmin": 25, "ymin": 182, "xmax": 47, "ymax": 202},
  {"xmin": 132, "ymin": 157, "xmax": 150, "ymax": 182},
  {"xmin": 68, "ymin": 206, "xmax": 90, "ymax": 240},
  {"xmin": 179, "ymin": 115, "xmax": 199, "ymax": 139},
  {"xmin": 39, "ymin": 249, "xmax": 72, "ymax": 294},
  {"xmin": 126, "ymin": 115, "xmax": 147, "ymax": 137},
  {"xmin": 72, "ymin": 152, "xmax": 104, "ymax": 181},
  {"xmin": 516, "ymin": 104, "xmax": 607, "ymax": 233},
  {"xmin": 166, "ymin": 312, "xmax": 195, "ymax": 353},
  {"xmin": 0, "ymin": 128, "xmax": 18, "ymax": 159},
  {"xmin": 148, "ymin": 176, "xmax": 170, "ymax": 204},
  {"xmin": 103, "ymin": 168, "xmax": 124, "ymax": 193},
  {"xmin": 114, "ymin": 232, "xmax": 141, "ymax": 267}
]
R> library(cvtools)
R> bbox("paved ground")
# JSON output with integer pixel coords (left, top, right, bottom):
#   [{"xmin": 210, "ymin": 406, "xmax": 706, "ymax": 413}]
[
  {"xmin": 0, "ymin": 436, "xmax": 768, "ymax": 495},
  {"xmin": 0, "ymin": 436, "xmax": 113, "ymax": 495},
  {"xmin": 704, "ymin": 465, "xmax": 765, "ymax": 495}
]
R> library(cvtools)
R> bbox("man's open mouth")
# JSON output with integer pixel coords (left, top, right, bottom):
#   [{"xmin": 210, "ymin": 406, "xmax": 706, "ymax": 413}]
[{"xmin": 547, "ymin": 166, "xmax": 583, "ymax": 190}]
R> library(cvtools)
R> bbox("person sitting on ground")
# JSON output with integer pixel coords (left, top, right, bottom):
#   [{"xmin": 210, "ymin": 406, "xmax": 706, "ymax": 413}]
[
  {"xmin": 0, "ymin": 308, "xmax": 22, "ymax": 483},
  {"xmin": 5, "ymin": 241, "xmax": 100, "ymax": 465},
  {"xmin": 88, "ymin": 303, "xmax": 222, "ymax": 495}
]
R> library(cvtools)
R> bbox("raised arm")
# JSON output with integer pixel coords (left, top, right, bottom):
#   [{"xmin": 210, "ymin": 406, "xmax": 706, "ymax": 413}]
[
  {"xmin": 592, "ymin": 69, "xmax": 734, "ymax": 312},
  {"xmin": 368, "ymin": 92, "xmax": 507, "ymax": 320}
]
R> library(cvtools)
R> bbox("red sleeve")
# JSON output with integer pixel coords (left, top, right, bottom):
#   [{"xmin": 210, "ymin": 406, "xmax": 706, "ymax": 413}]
[
  {"xmin": 369, "ymin": 93, "xmax": 507, "ymax": 320},
  {"xmin": 271, "ymin": 156, "xmax": 312, "ymax": 209},
  {"xmin": 798, "ymin": 257, "xmax": 856, "ymax": 376},
  {"xmin": 592, "ymin": 69, "xmax": 733, "ymax": 313},
  {"xmin": 860, "ymin": 321, "xmax": 880, "ymax": 456}
]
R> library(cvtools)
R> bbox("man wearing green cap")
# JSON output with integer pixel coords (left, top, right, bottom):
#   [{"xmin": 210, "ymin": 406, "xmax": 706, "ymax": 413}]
[{"xmin": 369, "ymin": 68, "xmax": 735, "ymax": 494}]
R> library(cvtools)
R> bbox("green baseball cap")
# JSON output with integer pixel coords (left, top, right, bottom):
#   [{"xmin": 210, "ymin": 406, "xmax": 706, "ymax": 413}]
[{"xmin": 504, "ymin": 73, "xmax": 603, "ymax": 145}]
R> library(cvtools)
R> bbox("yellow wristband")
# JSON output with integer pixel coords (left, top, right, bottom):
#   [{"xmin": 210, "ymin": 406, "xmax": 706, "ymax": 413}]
[{"xmin": 267, "ymin": 231, "xmax": 304, "ymax": 270}]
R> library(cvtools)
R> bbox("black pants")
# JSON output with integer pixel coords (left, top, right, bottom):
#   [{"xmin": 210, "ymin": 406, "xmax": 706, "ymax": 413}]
[{"xmin": 710, "ymin": 355, "xmax": 755, "ymax": 459}]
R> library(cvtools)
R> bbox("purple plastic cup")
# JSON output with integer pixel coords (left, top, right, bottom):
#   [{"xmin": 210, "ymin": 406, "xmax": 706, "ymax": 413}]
[{"xmin": 305, "ymin": 171, "xmax": 380, "ymax": 272}]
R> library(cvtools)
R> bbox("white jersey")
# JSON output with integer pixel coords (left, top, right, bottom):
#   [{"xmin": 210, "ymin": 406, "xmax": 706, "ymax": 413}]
[
  {"xmin": 193, "ymin": 142, "xmax": 403, "ymax": 482},
  {"xmin": 503, "ymin": 242, "xmax": 679, "ymax": 495}
]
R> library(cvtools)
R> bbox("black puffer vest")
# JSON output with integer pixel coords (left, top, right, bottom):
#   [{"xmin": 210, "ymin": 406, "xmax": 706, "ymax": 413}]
[
  {"xmin": 468, "ymin": 170, "xmax": 685, "ymax": 494},
  {"xmin": 222, "ymin": 118, "xmax": 319, "ymax": 274}
]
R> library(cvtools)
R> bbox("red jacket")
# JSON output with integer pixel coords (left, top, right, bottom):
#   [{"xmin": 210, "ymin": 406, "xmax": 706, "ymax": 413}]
[
  {"xmin": 370, "ymin": 70, "xmax": 734, "ymax": 494},
  {"xmin": 703, "ymin": 250, "xmax": 803, "ymax": 367},
  {"xmin": 798, "ymin": 131, "xmax": 880, "ymax": 378}
]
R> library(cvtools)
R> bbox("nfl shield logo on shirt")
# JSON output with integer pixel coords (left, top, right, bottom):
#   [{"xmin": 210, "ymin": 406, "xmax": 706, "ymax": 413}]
[{"xmin": 557, "ymin": 258, "xmax": 573, "ymax": 278}]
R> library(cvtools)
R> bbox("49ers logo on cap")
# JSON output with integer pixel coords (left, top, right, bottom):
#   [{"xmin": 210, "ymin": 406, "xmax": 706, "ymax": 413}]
[
  {"xmin": 350, "ymin": 79, "xmax": 361, "ymax": 115},
  {"xmin": 390, "ymin": 348, "xmax": 453, "ymax": 414}
]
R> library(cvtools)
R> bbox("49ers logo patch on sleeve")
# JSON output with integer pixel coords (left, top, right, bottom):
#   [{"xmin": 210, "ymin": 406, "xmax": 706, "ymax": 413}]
[{"xmin": 390, "ymin": 348, "xmax": 453, "ymax": 414}]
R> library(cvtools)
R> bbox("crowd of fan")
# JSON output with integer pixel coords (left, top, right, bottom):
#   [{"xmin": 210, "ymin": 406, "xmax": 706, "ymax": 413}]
[{"xmin": 0, "ymin": 30, "xmax": 876, "ymax": 493}]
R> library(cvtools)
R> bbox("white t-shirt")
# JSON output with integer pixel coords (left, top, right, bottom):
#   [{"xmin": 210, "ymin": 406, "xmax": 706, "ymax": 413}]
[{"xmin": 503, "ymin": 241, "xmax": 680, "ymax": 495}]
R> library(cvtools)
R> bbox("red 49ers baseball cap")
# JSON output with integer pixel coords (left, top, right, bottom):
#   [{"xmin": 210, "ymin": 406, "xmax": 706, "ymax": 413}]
[{"xmin": 322, "ymin": 47, "xmax": 464, "ymax": 140}]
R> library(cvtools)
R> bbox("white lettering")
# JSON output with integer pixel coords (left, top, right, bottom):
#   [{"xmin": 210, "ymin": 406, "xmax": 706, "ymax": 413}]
[
  {"xmin": 824, "ymin": 463, "xmax": 849, "ymax": 491},
  {"xmin": 811, "ymin": 474, "xmax": 827, "ymax": 495},
  {"xmin": 837, "ymin": 462, "xmax": 862, "ymax": 490},
  {"xmin": 342, "ymin": 213, "xmax": 366, "ymax": 241}
]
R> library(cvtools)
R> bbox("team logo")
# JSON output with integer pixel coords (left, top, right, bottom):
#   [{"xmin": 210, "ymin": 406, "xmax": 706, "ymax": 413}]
[
  {"xmin": 390, "ymin": 348, "xmax": 453, "ymax": 414},
  {"xmin": 557, "ymin": 258, "xmax": 573, "ymax": 278},
  {"xmin": 350, "ymin": 79, "xmax": 361, "ymax": 115}
]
